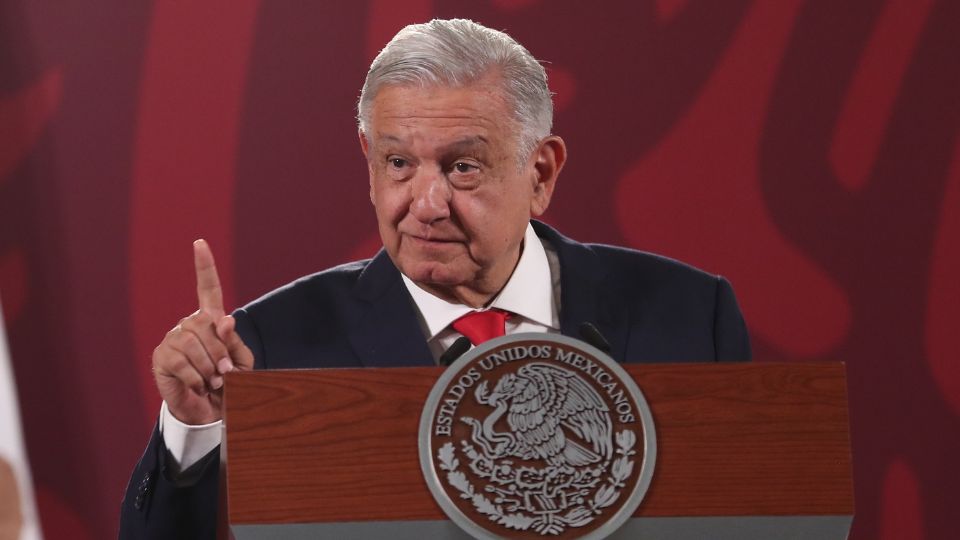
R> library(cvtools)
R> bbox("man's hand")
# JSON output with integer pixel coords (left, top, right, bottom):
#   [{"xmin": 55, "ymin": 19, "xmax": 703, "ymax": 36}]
[{"xmin": 152, "ymin": 240, "xmax": 254, "ymax": 425}]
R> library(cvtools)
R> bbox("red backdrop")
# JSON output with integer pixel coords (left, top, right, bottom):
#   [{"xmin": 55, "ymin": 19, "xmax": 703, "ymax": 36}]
[{"xmin": 1, "ymin": 1, "xmax": 957, "ymax": 538}]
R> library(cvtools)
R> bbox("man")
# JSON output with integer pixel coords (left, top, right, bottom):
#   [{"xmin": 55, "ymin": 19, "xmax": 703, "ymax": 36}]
[{"xmin": 120, "ymin": 19, "xmax": 750, "ymax": 538}]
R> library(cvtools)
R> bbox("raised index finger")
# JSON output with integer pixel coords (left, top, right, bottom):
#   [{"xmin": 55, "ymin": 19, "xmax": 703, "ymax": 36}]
[{"xmin": 193, "ymin": 239, "xmax": 225, "ymax": 317}]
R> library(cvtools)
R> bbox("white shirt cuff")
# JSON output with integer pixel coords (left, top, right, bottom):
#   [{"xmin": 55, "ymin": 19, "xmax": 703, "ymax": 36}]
[{"xmin": 159, "ymin": 400, "xmax": 222, "ymax": 470}]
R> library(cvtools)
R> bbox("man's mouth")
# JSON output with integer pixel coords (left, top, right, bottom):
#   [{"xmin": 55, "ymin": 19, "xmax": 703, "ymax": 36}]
[
  {"xmin": 403, "ymin": 233, "xmax": 464, "ymax": 247},
  {"xmin": 409, "ymin": 235, "xmax": 457, "ymax": 244}
]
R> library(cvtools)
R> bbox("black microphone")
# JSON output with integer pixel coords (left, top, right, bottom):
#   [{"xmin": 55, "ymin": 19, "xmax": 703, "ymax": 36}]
[
  {"xmin": 439, "ymin": 336, "xmax": 471, "ymax": 366},
  {"xmin": 578, "ymin": 322, "xmax": 612, "ymax": 356}
]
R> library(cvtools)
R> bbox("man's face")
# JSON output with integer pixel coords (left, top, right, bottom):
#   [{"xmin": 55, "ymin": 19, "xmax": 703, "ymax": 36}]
[{"xmin": 360, "ymin": 78, "xmax": 562, "ymax": 306}]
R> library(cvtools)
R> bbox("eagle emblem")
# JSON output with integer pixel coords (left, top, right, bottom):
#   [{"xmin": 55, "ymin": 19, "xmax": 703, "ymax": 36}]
[
  {"xmin": 464, "ymin": 363, "xmax": 613, "ymax": 468},
  {"xmin": 421, "ymin": 335, "xmax": 654, "ymax": 539}
]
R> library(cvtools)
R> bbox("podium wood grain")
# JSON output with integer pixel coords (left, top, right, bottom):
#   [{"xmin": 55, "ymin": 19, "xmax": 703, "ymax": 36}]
[{"xmin": 222, "ymin": 362, "xmax": 852, "ymax": 524}]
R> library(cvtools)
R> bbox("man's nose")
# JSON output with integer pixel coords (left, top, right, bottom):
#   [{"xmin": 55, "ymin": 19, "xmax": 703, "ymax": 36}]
[{"xmin": 409, "ymin": 168, "xmax": 452, "ymax": 223}]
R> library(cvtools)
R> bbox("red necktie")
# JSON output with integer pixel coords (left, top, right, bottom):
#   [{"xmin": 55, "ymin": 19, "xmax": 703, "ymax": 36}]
[{"xmin": 452, "ymin": 309, "xmax": 511, "ymax": 346}]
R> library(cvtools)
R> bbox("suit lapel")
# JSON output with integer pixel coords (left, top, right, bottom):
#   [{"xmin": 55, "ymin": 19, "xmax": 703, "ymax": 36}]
[
  {"xmin": 533, "ymin": 221, "xmax": 631, "ymax": 363},
  {"xmin": 347, "ymin": 250, "xmax": 434, "ymax": 367}
]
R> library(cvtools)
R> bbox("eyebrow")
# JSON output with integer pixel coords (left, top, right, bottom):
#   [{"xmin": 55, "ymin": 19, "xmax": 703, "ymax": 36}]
[
  {"xmin": 374, "ymin": 134, "xmax": 490, "ymax": 153},
  {"xmin": 376, "ymin": 134, "xmax": 404, "ymax": 144},
  {"xmin": 440, "ymin": 136, "xmax": 490, "ymax": 154}
]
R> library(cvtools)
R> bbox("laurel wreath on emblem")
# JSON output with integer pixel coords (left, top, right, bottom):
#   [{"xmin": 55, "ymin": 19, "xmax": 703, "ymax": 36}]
[{"xmin": 437, "ymin": 429, "xmax": 637, "ymax": 536}]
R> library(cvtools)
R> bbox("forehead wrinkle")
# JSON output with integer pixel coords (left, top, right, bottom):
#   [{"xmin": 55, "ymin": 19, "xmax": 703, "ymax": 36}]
[
  {"xmin": 390, "ymin": 115, "xmax": 498, "ymax": 134},
  {"xmin": 377, "ymin": 104, "xmax": 503, "ymax": 130},
  {"xmin": 371, "ymin": 78, "xmax": 514, "ymax": 124}
]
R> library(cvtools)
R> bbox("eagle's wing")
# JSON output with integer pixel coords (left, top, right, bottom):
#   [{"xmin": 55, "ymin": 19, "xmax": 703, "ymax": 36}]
[
  {"xmin": 558, "ymin": 373, "xmax": 613, "ymax": 461},
  {"xmin": 506, "ymin": 365, "xmax": 565, "ymax": 460},
  {"xmin": 507, "ymin": 363, "xmax": 614, "ymax": 465}
]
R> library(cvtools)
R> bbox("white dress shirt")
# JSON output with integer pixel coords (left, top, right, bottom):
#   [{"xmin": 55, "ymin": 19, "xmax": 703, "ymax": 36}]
[
  {"xmin": 402, "ymin": 223, "xmax": 561, "ymax": 360},
  {"xmin": 160, "ymin": 223, "xmax": 560, "ymax": 469}
]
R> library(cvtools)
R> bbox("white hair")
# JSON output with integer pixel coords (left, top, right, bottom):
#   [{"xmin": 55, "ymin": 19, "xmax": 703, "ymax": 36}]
[{"xmin": 357, "ymin": 19, "xmax": 553, "ymax": 160}]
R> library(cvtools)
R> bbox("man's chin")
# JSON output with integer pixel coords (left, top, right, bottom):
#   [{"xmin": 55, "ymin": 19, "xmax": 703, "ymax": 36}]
[{"xmin": 400, "ymin": 261, "xmax": 472, "ymax": 289}]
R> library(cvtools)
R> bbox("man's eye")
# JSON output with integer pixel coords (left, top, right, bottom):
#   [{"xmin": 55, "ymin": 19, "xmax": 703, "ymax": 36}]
[
  {"xmin": 389, "ymin": 158, "xmax": 407, "ymax": 169},
  {"xmin": 453, "ymin": 162, "xmax": 478, "ymax": 173}
]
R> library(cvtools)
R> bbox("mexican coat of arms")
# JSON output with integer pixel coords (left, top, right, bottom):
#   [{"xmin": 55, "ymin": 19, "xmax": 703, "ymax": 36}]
[{"xmin": 419, "ymin": 333, "xmax": 656, "ymax": 539}]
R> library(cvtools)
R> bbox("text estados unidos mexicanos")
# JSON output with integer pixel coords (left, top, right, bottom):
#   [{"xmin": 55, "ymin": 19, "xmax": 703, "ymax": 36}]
[{"xmin": 434, "ymin": 345, "xmax": 636, "ymax": 436}]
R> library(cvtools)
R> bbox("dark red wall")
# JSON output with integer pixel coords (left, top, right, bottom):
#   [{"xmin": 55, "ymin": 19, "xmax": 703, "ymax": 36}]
[{"xmin": 1, "ymin": 1, "xmax": 957, "ymax": 538}]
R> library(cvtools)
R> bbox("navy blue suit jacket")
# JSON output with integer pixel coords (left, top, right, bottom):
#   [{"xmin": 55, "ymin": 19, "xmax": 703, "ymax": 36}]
[{"xmin": 118, "ymin": 221, "xmax": 750, "ymax": 538}]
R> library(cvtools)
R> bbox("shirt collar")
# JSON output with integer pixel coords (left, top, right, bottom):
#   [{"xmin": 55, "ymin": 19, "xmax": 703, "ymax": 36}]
[{"xmin": 401, "ymin": 223, "xmax": 557, "ymax": 340}]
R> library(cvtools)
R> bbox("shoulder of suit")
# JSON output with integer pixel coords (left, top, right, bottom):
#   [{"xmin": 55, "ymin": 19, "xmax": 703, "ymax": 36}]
[
  {"xmin": 533, "ymin": 220, "xmax": 721, "ymax": 283},
  {"xmin": 578, "ymin": 242, "xmax": 729, "ymax": 310},
  {"xmin": 584, "ymin": 242, "xmax": 720, "ymax": 282},
  {"xmin": 237, "ymin": 257, "xmax": 374, "ymax": 314}
]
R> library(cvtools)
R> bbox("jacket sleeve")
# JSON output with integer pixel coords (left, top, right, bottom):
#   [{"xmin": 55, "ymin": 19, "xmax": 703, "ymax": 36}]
[
  {"xmin": 119, "ymin": 307, "xmax": 265, "ymax": 539},
  {"xmin": 714, "ymin": 276, "xmax": 752, "ymax": 362},
  {"xmin": 118, "ymin": 422, "xmax": 219, "ymax": 539}
]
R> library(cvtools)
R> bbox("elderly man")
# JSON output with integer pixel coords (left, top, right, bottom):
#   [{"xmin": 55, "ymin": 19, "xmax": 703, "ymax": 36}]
[{"xmin": 120, "ymin": 18, "xmax": 749, "ymax": 538}]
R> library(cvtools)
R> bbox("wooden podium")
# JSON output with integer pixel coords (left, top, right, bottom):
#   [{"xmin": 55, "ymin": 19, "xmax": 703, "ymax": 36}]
[{"xmin": 220, "ymin": 362, "xmax": 853, "ymax": 539}]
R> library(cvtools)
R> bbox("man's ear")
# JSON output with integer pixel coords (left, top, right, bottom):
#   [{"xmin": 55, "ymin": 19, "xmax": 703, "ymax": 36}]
[
  {"xmin": 358, "ymin": 129, "xmax": 370, "ymax": 157},
  {"xmin": 359, "ymin": 130, "xmax": 376, "ymax": 205},
  {"xmin": 530, "ymin": 136, "xmax": 567, "ymax": 217}
]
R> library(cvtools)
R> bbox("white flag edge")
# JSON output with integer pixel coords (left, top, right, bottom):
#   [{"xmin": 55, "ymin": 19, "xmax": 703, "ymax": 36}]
[{"xmin": 0, "ymin": 296, "xmax": 44, "ymax": 540}]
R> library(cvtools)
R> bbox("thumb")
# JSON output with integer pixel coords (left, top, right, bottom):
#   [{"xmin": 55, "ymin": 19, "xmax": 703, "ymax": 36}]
[{"xmin": 216, "ymin": 315, "xmax": 255, "ymax": 371}]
